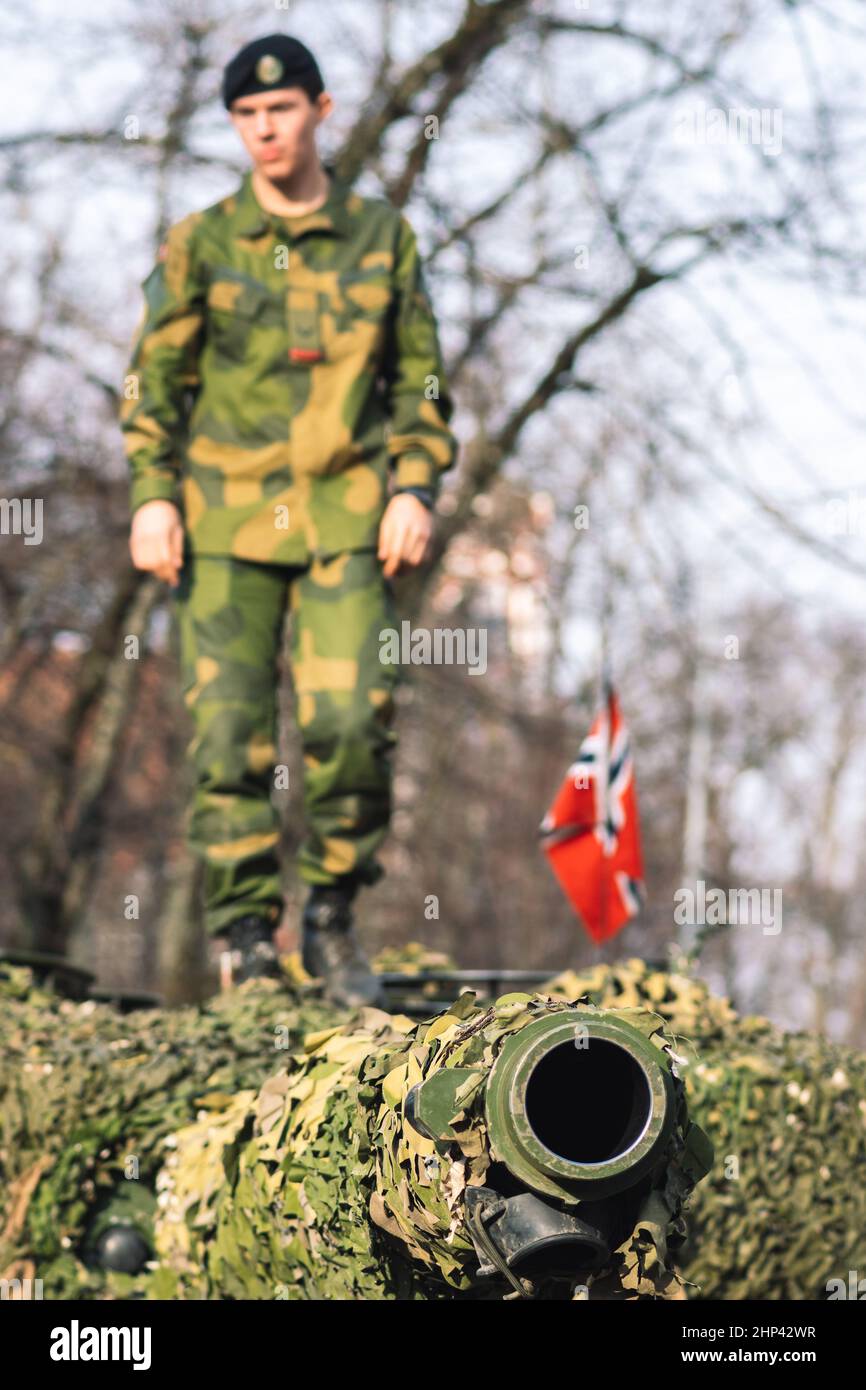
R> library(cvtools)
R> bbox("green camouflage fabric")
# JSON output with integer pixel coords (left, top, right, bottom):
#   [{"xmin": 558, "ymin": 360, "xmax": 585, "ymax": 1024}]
[
  {"xmin": 370, "ymin": 941, "xmax": 458, "ymax": 975},
  {"xmin": 0, "ymin": 960, "xmax": 335, "ymax": 1300},
  {"xmin": 173, "ymin": 548, "xmax": 401, "ymax": 932},
  {"xmin": 151, "ymin": 990, "xmax": 709, "ymax": 1301},
  {"xmin": 119, "ymin": 164, "xmax": 457, "ymax": 563},
  {"xmin": 543, "ymin": 958, "xmax": 866, "ymax": 1300},
  {"xmin": 8, "ymin": 952, "xmax": 863, "ymax": 1301}
]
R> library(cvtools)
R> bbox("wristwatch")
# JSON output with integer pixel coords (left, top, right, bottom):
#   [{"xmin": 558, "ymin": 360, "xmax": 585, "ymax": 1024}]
[{"xmin": 393, "ymin": 486, "xmax": 435, "ymax": 510}]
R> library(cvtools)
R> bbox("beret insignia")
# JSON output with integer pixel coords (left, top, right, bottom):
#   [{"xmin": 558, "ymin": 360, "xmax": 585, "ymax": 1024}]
[{"xmin": 255, "ymin": 54, "xmax": 284, "ymax": 85}]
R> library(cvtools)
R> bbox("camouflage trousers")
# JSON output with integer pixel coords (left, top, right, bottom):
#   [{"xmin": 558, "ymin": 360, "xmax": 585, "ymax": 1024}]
[{"xmin": 171, "ymin": 548, "xmax": 402, "ymax": 938}]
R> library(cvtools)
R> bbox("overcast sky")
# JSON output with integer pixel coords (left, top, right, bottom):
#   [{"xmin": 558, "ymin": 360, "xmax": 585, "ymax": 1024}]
[{"xmin": 3, "ymin": 0, "xmax": 865, "ymax": 632}]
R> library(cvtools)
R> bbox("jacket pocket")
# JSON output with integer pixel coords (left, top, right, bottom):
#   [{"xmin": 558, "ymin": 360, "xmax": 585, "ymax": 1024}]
[
  {"xmin": 321, "ymin": 270, "xmax": 392, "ymax": 367},
  {"xmin": 340, "ymin": 266, "xmax": 392, "ymax": 317},
  {"xmin": 205, "ymin": 274, "xmax": 282, "ymax": 361}
]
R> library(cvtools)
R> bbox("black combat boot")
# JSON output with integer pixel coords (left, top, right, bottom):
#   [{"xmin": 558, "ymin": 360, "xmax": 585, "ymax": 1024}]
[
  {"xmin": 301, "ymin": 883, "xmax": 386, "ymax": 1009},
  {"xmin": 226, "ymin": 914, "xmax": 282, "ymax": 985}
]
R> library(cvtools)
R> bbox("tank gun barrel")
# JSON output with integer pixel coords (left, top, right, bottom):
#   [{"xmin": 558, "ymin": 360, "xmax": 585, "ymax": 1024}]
[{"xmin": 405, "ymin": 1009, "xmax": 696, "ymax": 1287}]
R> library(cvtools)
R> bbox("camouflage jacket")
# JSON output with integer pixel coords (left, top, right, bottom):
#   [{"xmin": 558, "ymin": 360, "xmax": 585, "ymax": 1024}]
[{"xmin": 119, "ymin": 164, "xmax": 458, "ymax": 564}]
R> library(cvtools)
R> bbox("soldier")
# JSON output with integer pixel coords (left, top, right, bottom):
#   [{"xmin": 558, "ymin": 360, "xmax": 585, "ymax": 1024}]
[{"xmin": 119, "ymin": 34, "xmax": 458, "ymax": 1006}]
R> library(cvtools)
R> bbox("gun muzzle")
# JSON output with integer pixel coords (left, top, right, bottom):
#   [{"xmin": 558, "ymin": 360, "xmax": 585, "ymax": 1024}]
[
  {"xmin": 485, "ymin": 1010, "xmax": 676, "ymax": 1201},
  {"xmin": 407, "ymin": 1009, "xmax": 681, "ymax": 1284}
]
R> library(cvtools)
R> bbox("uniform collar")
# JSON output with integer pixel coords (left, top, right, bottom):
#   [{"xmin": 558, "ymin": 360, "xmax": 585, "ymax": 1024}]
[{"xmin": 233, "ymin": 162, "xmax": 352, "ymax": 239}]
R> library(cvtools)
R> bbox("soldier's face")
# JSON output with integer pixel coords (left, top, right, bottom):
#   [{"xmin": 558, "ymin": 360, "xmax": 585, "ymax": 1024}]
[{"xmin": 229, "ymin": 89, "xmax": 332, "ymax": 180}]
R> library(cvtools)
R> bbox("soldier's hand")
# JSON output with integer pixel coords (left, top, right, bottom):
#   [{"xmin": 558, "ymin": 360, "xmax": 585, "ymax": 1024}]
[
  {"xmin": 130, "ymin": 500, "xmax": 185, "ymax": 588},
  {"xmin": 377, "ymin": 494, "xmax": 433, "ymax": 579}
]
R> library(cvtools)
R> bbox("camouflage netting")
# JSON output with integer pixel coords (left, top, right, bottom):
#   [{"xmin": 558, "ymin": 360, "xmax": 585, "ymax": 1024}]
[
  {"xmin": 151, "ymin": 989, "xmax": 707, "ymax": 1300},
  {"xmin": 543, "ymin": 959, "xmax": 866, "ymax": 1300},
  {"xmin": 5, "ymin": 950, "xmax": 863, "ymax": 1301},
  {"xmin": 0, "ymin": 961, "xmax": 335, "ymax": 1299},
  {"xmin": 368, "ymin": 942, "xmax": 457, "ymax": 974}
]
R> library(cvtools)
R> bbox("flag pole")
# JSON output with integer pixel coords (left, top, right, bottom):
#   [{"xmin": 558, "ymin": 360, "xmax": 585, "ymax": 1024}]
[
  {"xmin": 676, "ymin": 570, "xmax": 713, "ymax": 974},
  {"xmin": 539, "ymin": 536, "xmax": 644, "ymax": 945},
  {"xmin": 598, "ymin": 554, "xmax": 613, "ymax": 947}
]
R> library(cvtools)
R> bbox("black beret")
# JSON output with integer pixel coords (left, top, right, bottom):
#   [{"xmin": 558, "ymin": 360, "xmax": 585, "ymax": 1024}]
[{"xmin": 222, "ymin": 34, "xmax": 324, "ymax": 110}]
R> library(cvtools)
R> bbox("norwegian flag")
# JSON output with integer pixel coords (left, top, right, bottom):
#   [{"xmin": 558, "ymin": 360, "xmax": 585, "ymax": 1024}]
[{"xmin": 539, "ymin": 683, "xmax": 644, "ymax": 943}]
